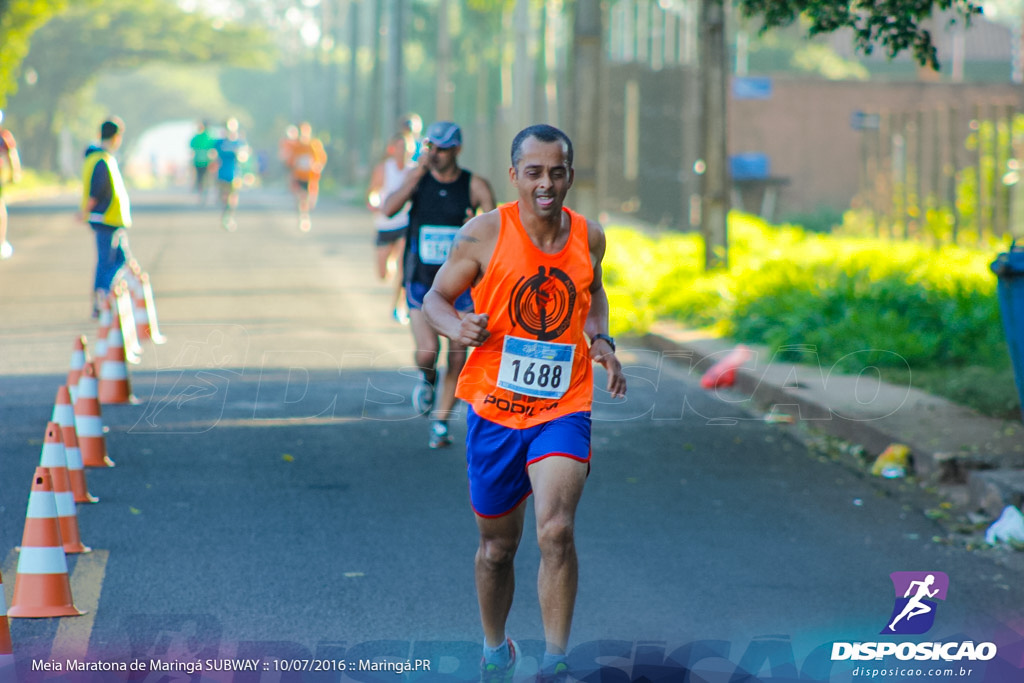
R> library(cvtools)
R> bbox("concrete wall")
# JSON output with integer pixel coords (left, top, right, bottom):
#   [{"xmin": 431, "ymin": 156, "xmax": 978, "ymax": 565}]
[{"xmin": 728, "ymin": 79, "xmax": 1024, "ymax": 218}]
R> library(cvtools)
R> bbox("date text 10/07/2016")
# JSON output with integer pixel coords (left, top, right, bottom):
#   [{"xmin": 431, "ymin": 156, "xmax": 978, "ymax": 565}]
[{"xmin": 32, "ymin": 659, "xmax": 432, "ymax": 674}]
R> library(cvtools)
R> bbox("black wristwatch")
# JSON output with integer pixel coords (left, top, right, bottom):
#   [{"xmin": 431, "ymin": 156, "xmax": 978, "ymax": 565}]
[{"xmin": 591, "ymin": 333, "xmax": 616, "ymax": 352}]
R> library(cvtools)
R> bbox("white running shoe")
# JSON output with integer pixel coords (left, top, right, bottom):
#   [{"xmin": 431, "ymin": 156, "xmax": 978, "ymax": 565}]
[
  {"xmin": 428, "ymin": 421, "xmax": 452, "ymax": 449},
  {"xmin": 412, "ymin": 379, "xmax": 435, "ymax": 415}
]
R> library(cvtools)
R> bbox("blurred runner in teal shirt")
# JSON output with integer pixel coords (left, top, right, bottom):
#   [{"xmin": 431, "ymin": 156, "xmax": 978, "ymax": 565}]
[{"xmin": 189, "ymin": 120, "xmax": 216, "ymax": 203}]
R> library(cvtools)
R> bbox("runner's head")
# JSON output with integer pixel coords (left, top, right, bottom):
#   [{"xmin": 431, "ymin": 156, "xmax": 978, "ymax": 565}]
[
  {"xmin": 400, "ymin": 113, "xmax": 423, "ymax": 137},
  {"xmin": 386, "ymin": 134, "xmax": 411, "ymax": 164},
  {"xmin": 510, "ymin": 124, "xmax": 573, "ymax": 171},
  {"xmin": 298, "ymin": 121, "xmax": 313, "ymax": 141},
  {"xmin": 423, "ymin": 121, "xmax": 462, "ymax": 173},
  {"xmin": 509, "ymin": 125, "xmax": 574, "ymax": 220}
]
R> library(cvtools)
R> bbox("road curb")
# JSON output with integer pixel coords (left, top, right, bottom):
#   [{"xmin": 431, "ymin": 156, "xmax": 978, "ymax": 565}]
[{"xmin": 641, "ymin": 324, "xmax": 1024, "ymax": 518}]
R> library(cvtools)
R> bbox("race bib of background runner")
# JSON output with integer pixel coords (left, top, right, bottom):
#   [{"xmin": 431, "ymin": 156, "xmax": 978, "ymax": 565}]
[
  {"xmin": 496, "ymin": 336, "xmax": 574, "ymax": 399},
  {"xmin": 418, "ymin": 225, "xmax": 459, "ymax": 265}
]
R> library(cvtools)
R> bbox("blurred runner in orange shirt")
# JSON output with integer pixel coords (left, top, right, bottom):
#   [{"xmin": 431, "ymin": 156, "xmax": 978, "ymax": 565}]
[{"xmin": 291, "ymin": 122, "xmax": 327, "ymax": 232}]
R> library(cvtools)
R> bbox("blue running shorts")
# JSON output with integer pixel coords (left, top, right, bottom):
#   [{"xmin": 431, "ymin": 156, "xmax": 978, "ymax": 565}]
[
  {"xmin": 406, "ymin": 280, "xmax": 473, "ymax": 312},
  {"xmin": 465, "ymin": 406, "xmax": 592, "ymax": 518}
]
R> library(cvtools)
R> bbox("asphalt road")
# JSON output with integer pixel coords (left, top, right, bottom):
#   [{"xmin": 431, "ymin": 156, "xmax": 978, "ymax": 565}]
[{"xmin": 1, "ymin": 188, "xmax": 1022, "ymax": 682}]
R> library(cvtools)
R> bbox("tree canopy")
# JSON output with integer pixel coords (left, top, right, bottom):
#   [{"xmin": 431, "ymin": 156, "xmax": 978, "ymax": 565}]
[
  {"xmin": 0, "ymin": 0, "xmax": 71, "ymax": 107},
  {"xmin": 6, "ymin": 0, "xmax": 273, "ymax": 169},
  {"xmin": 737, "ymin": 0, "xmax": 984, "ymax": 68}
]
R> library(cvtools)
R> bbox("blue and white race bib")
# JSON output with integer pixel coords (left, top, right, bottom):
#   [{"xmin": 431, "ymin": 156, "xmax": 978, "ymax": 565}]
[
  {"xmin": 496, "ymin": 336, "xmax": 575, "ymax": 399},
  {"xmin": 418, "ymin": 225, "xmax": 459, "ymax": 265}
]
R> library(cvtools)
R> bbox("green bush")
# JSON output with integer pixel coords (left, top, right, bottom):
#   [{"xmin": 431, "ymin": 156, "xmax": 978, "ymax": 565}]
[{"xmin": 604, "ymin": 212, "xmax": 1010, "ymax": 374}]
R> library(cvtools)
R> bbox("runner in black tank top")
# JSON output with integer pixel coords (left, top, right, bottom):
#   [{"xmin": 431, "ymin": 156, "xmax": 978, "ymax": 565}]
[
  {"xmin": 377, "ymin": 121, "xmax": 496, "ymax": 449},
  {"xmin": 405, "ymin": 169, "xmax": 474, "ymax": 290}
]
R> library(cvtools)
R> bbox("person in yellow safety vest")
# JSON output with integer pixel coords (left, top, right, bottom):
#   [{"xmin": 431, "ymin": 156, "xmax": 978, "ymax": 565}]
[{"xmin": 81, "ymin": 117, "xmax": 132, "ymax": 318}]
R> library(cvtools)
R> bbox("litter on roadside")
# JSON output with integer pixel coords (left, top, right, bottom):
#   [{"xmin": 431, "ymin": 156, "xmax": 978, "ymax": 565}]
[
  {"xmin": 871, "ymin": 443, "xmax": 910, "ymax": 478},
  {"xmin": 984, "ymin": 505, "xmax": 1024, "ymax": 547},
  {"xmin": 700, "ymin": 345, "xmax": 752, "ymax": 389}
]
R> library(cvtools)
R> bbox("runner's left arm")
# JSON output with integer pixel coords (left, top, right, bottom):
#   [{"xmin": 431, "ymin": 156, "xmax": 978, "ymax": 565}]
[
  {"xmin": 585, "ymin": 220, "xmax": 626, "ymax": 398},
  {"xmin": 469, "ymin": 174, "xmax": 496, "ymax": 214}
]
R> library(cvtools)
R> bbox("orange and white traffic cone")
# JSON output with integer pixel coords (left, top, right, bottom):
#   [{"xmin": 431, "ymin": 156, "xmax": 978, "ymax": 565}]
[
  {"xmin": 75, "ymin": 363, "xmax": 114, "ymax": 468},
  {"xmin": 38, "ymin": 423, "xmax": 90, "ymax": 555},
  {"xmin": 137, "ymin": 271, "xmax": 167, "ymax": 344},
  {"xmin": 129, "ymin": 272, "xmax": 153, "ymax": 342},
  {"xmin": 51, "ymin": 385, "xmax": 98, "ymax": 504},
  {"xmin": 67, "ymin": 335, "xmax": 90, "ymax": 404},
  {"xmin": 98, "ymin": 326, "xmax": 137, "ymax": 405},
  {"xmin": 93, "ymin": 295, "xmax": 112, "ymax": 371},
  {"xmin": 114, "ymin": 279, "xmax": 143, "ymax": 362},
  {"xmin": 700, "ymin": 345, "xmax": 753, "ymax": 390},
  {"xmin": 7, "ymin": 468, "xmax": 86, "ymax": 618},
  {"xmin": 0, "ymin": 570, "xmax": 13, "ymax": 675},
  {"xmin": 107, "ymin": 287, "xmax": 140, "ymax": 366}
]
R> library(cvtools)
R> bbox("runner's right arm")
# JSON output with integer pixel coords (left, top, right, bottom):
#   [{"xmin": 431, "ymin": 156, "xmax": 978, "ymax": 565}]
[
  {"xmin": 423, "ymin": 212, "xmax": 498, "ymax": 346},
  {"xmin": 381, "ymin": 155, "xmax": 428, "ymax": 218}
]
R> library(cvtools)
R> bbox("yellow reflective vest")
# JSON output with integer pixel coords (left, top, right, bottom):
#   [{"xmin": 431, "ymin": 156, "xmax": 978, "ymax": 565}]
[{"xmin": 82, "ymin": 148, "xmax": 131, "ymax": 228}]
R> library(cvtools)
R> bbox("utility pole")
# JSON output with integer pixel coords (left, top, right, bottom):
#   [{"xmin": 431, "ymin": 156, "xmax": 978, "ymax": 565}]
[
  {"xmin": 514, "ymin": 0, "xmax": 534, "ymax": 129},
  {"xmin": 570, "ymin": 0, "xmax": 602, "ymax": 219},
  {"xmin": 436, "ymin": 0, "xmax": 453, "ymax": 120},
  {"xmin": 369, "ymin": 0, "xmax": 384, "ymax": 160},
  {"xmin": 386, "ymin": 0, "xmax": 405, "ymax": 130},
  {"xmin": 345, "ymin": 0, "xmax": 362, "ymax": 182},
  {"xmin": 700, "ymin": 0, "xmax": 729, "ymax": 270}
]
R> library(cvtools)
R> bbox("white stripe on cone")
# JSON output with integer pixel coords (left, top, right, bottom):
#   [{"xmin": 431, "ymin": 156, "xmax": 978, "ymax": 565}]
[
  {"xmin": 116, "ymin": 284, "xmax": 143, "ymax": 361},
  {"xmin": 52, "ymin": 401, "xmax": 75, "ymax": 426},
  {"xmin": 74, "ymin": 415, "xmax": 103, "ymax": 437},
  {"xmin": 15, "ymin": 547, "xmax": 70, "ymax": 575},
  {"xmin": 142, "ymin": 276, "xmax": 167, "ymax": 344},
  {"xmin": 26, "ymin": 490, "xmax": 59, "ymax": 519}
]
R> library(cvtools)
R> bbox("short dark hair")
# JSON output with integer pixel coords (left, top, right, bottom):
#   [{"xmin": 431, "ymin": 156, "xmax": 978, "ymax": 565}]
[
  {"xmin": 100, "ymin": 118, "xmax": 123, "ymax": 141},
  {"xmin": 510, "ymin": 124, "xmax": 573, "ymax": 170}
]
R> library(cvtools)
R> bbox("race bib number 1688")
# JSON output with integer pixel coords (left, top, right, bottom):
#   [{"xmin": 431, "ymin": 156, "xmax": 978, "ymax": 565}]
[{"xmin": 496, "ymin": 337, "xmax": 575, "ymax": 399}]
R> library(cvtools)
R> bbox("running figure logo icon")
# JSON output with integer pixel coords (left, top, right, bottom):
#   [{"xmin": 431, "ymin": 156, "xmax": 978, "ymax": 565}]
[
  {"xmin": 508, "ymin": 266, "xmax": 576, "ymax": 341},
  {"xmin": 881, "ymin": 571, "xmax": 949, "ymax": 635}
]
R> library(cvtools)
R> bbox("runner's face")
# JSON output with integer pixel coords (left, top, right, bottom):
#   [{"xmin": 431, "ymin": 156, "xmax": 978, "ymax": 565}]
[
  {"xmin": 427, "ymin": 145, "xmax": 458, "ymax": 173},
  {"xmin": 511, "ymin": 137, "xmax": 573, "ymax": 219}
]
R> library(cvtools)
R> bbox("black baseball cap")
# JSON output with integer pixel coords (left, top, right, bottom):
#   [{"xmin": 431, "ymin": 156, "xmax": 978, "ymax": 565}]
[{"xmin": 425, "ymin": 121, "xmax": 462, "ymax": 149}]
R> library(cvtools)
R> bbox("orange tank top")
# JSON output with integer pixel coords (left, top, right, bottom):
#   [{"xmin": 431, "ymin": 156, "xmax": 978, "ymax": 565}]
[{"xmin": 456, "ymin": 201, "xmax": 594, "ymax": 429}]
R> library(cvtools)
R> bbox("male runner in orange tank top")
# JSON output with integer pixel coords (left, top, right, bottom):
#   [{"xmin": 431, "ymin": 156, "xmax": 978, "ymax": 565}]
[{"xmin": 424, "ymin": 124, "xmax": 626, "ymax": 683}]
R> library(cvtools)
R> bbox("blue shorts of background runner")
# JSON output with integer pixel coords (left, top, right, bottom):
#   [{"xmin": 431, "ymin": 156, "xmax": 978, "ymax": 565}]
[
  {"xmin": 406, "ymin": 280, "xmax": 473, "ymax": 312},
  {"xmin": 466, "ymin": 406, "xmax": 592, "ymax": 518}
]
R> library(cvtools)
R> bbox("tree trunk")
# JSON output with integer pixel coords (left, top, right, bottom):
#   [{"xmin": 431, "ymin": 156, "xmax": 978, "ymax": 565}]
[
  {"xmin": 368, "ymin": 0, "xmax": 384, "ymax": 161},
  {"xmin": 436, "ymin": 0, "xmax": 452, "ymax": 121},
  {"xmin": 345, "ymin": 0, "xmax": 361, "ymax": 182},
  {"xmin": 700, "ymin": 0, "xmax": 729, "ymax": 270},
  {"xmin": 569, "ymin": 0, "xmax": 602, "ymax": 219}
]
